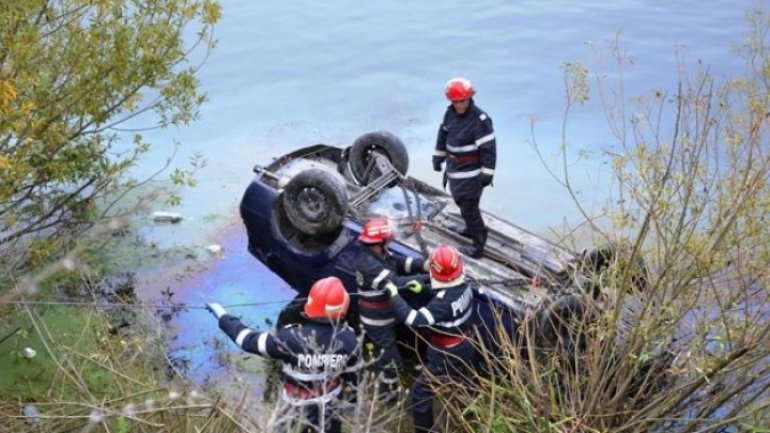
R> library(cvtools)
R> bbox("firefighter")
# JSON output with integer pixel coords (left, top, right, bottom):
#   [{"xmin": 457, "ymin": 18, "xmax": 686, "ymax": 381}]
[
  {"xmin": 432, "ymin": 77, "xmax": 497, "ymax": 258},
  {"xmin": 386, "ymin": 244, "xmax": 478, "ymax": 433},
  {"xmin": 206, "ymin": 276, "xmax": 358, "ymax": 433},
  {"xmin": 354, "ymin": 217, "xmax": 430, "ymax": 399}
]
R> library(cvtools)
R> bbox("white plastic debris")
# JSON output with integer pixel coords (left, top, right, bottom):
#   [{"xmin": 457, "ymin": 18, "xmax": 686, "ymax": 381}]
[
  {"xmin": 22, "ymin": 347, "xmax": 36, "ymax": 359},
  {"xmin": 88, "ymin": 409, "xmax": 104, "ymax": 424},
  {"xmin": 206, "ymin": 244, "xmax": 223, "ymax": 255},
  {"xmin": 152, "ymin": 211, "xmax": 183, "ymax": 223},
  {"xmin": 23, "ymin": 404, "xmax": 41, "ymax": 424}
]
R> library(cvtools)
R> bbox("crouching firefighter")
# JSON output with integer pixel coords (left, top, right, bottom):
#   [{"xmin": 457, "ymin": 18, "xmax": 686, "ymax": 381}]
[
  {"xmin": 206, "ymin": 276, "xmax": 358, "ymax": 433},
  {"xmin": 386, "ymin": 244, "xmax": 477, "ymax": 433},
  {"xmin": 355, "ymin": 217, "xmax": 431, "ymax": 399}
]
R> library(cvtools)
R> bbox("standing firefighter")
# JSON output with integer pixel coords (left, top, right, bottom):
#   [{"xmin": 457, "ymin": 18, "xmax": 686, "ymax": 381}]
[
  {"xmin": 206, "ymin": 277, "xmax": 358, "ymax": 433},
  {"xmin": 386, "ymin": 244, "xmax": 477, "ymax": 433},
  {"xmin": 354, "ymin": 217, "xmax": 430, "ymax": 398},
  {"xmin": 432, "ymin": 77, "xmax": 497, "ymax": 258}
]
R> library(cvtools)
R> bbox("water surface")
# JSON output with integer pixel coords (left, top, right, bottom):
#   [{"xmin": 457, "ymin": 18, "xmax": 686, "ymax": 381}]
[{"xmin": 132, "ymin": 0, "xmax": 756, "ymax": 385}]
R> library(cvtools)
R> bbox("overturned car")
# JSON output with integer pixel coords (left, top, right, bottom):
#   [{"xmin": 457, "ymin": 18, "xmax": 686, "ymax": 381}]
[{"xmin": 239, "ymin": 131, "xmax": 642, "ymax": 352}]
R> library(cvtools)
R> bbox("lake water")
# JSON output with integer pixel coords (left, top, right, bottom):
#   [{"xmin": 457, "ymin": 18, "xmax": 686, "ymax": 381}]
[{"xmin": 131, "ymin": 0, "xmax": 757, "ymax": 386}]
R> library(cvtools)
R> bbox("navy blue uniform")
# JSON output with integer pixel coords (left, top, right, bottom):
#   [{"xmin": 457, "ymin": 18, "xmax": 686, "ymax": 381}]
[
  {"xmin": 218, "ymin": 315, "xmax": 358, "ymax": 433},
  {"xmin": 433, "ymin": 101, "xmax": 496, "ymax": 201},
  {"xmin": 355, "ymin": 248, "xmax": 427, "ymax": 388},
  {"xmin": 390, "ymin": 281, "xmax": 477, "ymax": 433},
  {"xmin": 433, "ymin": 100, "xmax": 496, "ymax": 256}
]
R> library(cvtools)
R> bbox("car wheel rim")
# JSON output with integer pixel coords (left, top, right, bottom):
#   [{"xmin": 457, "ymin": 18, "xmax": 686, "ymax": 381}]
[{"xmin": 297, "ymin": 186, "xmax": 327, "ymax": 222}]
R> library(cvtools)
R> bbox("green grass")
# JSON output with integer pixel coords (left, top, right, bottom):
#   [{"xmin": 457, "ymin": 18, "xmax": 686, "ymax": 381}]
[{"xmin": 0, "ymin": 305, "xmax": 115, "ymax": 400}]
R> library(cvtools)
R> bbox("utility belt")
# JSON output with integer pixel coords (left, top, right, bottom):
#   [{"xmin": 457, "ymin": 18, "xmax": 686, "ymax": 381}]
[
  {"xmin": 430, "ymin": 332, "xmax": 465, "ymax": 349},
  {"xmin": 448, "ymin": 153, "xmax": 480, "ymax": 164},
  {"xmin": 358, "ymin": 298, "xmax": 390, "ymax": 309},
  {"xmin": 282, "ymin": 378, "xmax": 342, "ymax": 405}
]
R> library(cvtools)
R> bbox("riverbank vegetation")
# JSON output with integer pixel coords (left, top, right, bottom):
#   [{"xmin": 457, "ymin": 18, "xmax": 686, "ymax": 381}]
[
  {"xmin": 0, "ymin": 0, "xmax": 219, "ymax": 276},
  {"xmin": 442, "ymin": 6, "xmax": 770, "ymax": 433},
  {"xmin": 4, "ymin": 1, "xmax": 770, "ymax": 433},
  {"xmin": 0, "ymin": 0, "xmax": 239, "ymax": 431}
]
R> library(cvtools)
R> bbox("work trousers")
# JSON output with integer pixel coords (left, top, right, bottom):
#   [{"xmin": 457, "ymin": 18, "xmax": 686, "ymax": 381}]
[
  {"xmin": 363, "ymin": 322, "xmax": 403, "ymax": 385},
  {"xmin": 411, "ymin": 340, "xmax": 478, "ymax": 433},
  {"xmin": 272, "ymin": 401, "xmax": 342, "ymax": 433},
  {"xmin": 455, "ymin": 198, "xmax": 485, "ymax": 232}
]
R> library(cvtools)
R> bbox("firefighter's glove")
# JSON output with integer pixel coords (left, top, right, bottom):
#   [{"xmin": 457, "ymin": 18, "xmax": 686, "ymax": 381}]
[
  {"xmin": 206, "ymin": 302, "xmax": 228, "ymax": 320},
  {"xmin": 432, "ymin": 156, "xmax": 444, "ymax": 172},
  {"xmin": 404, "ymin": 279, "xmax": 423, "ymax": 294},
  {"xmin": 386, "ymin": 283, "xmax": 399, "ymax": 298},
  {"xmin": 480, "ymin": 173, "xmax": 493, "ymax": 187}
]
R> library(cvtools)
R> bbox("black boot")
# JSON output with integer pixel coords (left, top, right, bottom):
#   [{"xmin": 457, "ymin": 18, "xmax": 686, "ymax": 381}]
[
  {"xmin": 447, "ymin": 222, "xmax": 470, "ymax": 237},
  {"xmin": 377, "ymin": 378, "xmax": 401, "ymax": 403},
  {"xmin": 413, "ymin": 411, "xmax": 435, "ymax": 433},
  {"xmin": 459, "ymin": 228, "xmax": 487, "ymax": 259}
]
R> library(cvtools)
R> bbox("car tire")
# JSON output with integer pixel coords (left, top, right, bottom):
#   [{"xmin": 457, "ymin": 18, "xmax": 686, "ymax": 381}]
[
  {"xmin": 282, "ymin": 169, "xmax": 348, "ymax": 236},
  {"xmin": 536, "ymin": 294, "xmax": 588, "ymax": 356},
  {"xmin": 347, "ymin": 131, "xmax": 409, "ymax": 185},
  {"xmin": 582, "ymin": 244, "xmax": 650, "ymax": 296}
]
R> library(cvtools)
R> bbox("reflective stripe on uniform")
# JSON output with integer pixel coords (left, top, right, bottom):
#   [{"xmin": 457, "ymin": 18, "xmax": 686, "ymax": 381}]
[
  {"xmin": 447, "ymin": 169, "xmax": 481, "ymax": 179},
  {"xmin": 405, "ymin": 310, "xmax": 418, "ymax": 325},
  {"xmin": 419, "ymin": 307, "xmax": 436, "ymax": 325},
  {"xmin": 257, "ymin": 332, "xmax": 269, "ymax": 356},
  {"xmin": 282, "ymin": 364, "xmax": 328, "ymax": 381},
  {"xmin": 434, "ymin": 150, "xmax": 447, "ymax": 156},
  {"xmin": 360, "ymin": 315, "xmax": 396, "ymax": 326},
  {"xmin": 481, "ymin": 167, "xmax": 495, "ymax": 176},
  {"xmin": 235, "ymin": 329, "xmax": 253, "ymax": 348},
  {"xmin": 447, "ymin": 143, "xmax": 478, "ymax": 153},
  {"xmin": 372, "ymin": 269, "xmax": 391, "ymax": 290},
  {"xmin": 404, "ymin": 257, "xmax": 413, "ymax": 273},
  {"xmin": 475, "ymin": 133, "xmax": 494, "ymax": 145},
  {"xmin": 436, "ymin": 307, "xmax": 472, "ymax": 328}
]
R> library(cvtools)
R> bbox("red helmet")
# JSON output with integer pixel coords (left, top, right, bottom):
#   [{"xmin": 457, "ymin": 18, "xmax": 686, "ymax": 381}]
[
  {"xmin": 429, "ymin": 244, "xmax": 464, "ymax": 285},
  {"xmin": 445, "ymin": 77, "xmax": 475, "ymax": 101},
  {"xmin": 305, "ymin": 276, "xmax": 350, "ymax": 320},
  {"xmin": 359, "ymin": 218, "xmax": 394, "ymax": 244}
]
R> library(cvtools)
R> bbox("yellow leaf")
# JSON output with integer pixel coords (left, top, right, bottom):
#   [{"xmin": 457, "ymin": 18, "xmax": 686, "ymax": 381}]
[
  {"xmin": 20, "ymin": 100, "xmax": 35, "ymax": 114},
  {"xmin": 0, "ymin": 79, "xmax": 18, "ymax": 111}
]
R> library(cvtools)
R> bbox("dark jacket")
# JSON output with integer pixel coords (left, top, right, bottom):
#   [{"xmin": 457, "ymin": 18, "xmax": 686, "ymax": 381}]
[
  {"xmin": 390, "ymin": 281, "xmax": 474, "ymax": 339},
  {"xmin": 355, "ymin": 247, "xmax": 427, "ymax": 327},
  {"xmin": 433, "ymin": 100, "xmax": 497, "ymax": 200},
  {"xmin": 219, "ymin": 315, "xmax": 358, "ymax": 403}
]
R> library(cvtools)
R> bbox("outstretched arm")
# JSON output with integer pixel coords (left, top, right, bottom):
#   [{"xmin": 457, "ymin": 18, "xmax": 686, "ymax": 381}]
[{"xmin": 207, "ymin": 302, "xmax": 276, "ymax": 358}]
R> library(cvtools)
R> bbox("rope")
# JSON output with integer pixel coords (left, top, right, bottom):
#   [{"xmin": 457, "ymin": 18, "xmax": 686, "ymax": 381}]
[
  {"xmin": 397, "ymin": 180, "xmax": 429, "ymax": 257},
  {"xmin": 0, "ymin": 292, "xmax": 387, "ymax": 311},
  {"xmin": 0, "ymin": 326, "xmax": 21, "ymax": 345},
  {"xmin": 0, "ymin": 298, "xmax": 307, "ymax": 310}
]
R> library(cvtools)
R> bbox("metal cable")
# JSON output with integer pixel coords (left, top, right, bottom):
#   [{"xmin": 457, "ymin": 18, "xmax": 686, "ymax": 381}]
[
  {"xmin": 397, "ymin": 180, "xmax": 429, "ymax": 257},
  {"xmin": 0, "ymin": 298, "xmax": 307, "ymax": 310}
]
